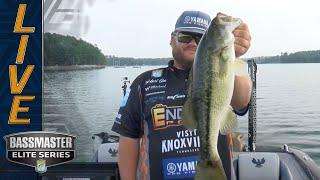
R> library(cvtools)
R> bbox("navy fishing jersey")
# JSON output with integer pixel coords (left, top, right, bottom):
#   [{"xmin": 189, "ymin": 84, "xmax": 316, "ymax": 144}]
[{"xmin": 112, "ymin": 60, "xmax": 248, "ymax": 180}]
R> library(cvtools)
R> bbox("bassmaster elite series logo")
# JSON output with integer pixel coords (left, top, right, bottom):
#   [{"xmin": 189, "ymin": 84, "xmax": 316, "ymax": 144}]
[
  {"xmin": 4, "ymin": 132, "xmax": 76, "ymax": 173},
  {"xmin": 151, "ymin": 104, "xmax": 183, "ymax": 130}
]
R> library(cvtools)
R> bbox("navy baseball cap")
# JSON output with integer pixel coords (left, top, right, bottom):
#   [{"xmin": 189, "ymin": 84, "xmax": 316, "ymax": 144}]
[{"xmin": 175, "ymin": 10, "xmax": 211, "ymax": 35}]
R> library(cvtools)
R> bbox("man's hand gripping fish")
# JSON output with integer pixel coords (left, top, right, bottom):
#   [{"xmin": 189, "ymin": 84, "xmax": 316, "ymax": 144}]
[{"xmin": 182, "ymin": 13, "xmax": 243, "ymax": 180}]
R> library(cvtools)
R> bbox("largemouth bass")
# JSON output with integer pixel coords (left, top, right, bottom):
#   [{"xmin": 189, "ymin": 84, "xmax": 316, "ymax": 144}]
[{"xmin": 182, "ymin": 13, "xmax": 242, "ymax": 180}]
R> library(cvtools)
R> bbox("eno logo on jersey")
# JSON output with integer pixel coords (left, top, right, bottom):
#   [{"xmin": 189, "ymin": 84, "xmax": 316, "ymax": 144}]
[{"xmin": 151, "ymin": 104, "xmax": 182, "ymax": 130}]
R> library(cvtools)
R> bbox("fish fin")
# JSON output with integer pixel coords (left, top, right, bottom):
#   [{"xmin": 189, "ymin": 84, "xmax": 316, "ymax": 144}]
[
  {"xmin": 220, "ymin": 106, "xmax": 237, "ymax": 135},
  {"xmin": 182, "ymin": 98, "xmax": 197, "ymax": 129},
  {"xmin": 195, "ymin": 160, "xmax": 227, "ymax": 180},
  {"xmin": 232, "ymin": 132, "xmax": 245, "ymax": 152}
]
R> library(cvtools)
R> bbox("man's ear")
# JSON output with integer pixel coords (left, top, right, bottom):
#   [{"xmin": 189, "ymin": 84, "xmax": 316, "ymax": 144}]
[{"xmin": 170, "ymin": 32, "xmax": 175, "ymax": 46}]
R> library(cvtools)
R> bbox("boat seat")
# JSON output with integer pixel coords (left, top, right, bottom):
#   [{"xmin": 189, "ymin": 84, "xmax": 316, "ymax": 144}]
[{"xmin": 233, "ymin": 152, "xmax": 293, "ymax": 180}]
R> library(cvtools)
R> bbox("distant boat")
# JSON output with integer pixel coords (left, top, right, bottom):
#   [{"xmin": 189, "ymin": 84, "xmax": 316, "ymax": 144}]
[{"xmin": 132, "ymin": 66, "xmax": 141, "ymax": 68}]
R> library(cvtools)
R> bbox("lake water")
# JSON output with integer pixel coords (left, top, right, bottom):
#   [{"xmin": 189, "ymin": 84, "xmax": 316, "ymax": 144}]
[{"xmin": 43, "ymin": 63, "xmax": 320, "ymax": 164}]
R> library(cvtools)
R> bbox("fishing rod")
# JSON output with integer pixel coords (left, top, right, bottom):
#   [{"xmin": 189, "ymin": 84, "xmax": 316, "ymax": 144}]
[{"xmin": 247, "ymin": 59, "xmax": 257, "ymax": 152}]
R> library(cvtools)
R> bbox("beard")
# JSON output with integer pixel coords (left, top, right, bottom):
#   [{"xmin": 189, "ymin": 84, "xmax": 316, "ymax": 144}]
[{"xmin": 172, "ymin": 47, "xmax": 194, "ymax": 70}]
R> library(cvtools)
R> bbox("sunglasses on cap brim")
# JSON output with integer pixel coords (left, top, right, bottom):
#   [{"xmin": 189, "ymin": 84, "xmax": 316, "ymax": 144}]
[{"xmin": 175, "ymin": 32, "xmax": 203, "ymax": 45}]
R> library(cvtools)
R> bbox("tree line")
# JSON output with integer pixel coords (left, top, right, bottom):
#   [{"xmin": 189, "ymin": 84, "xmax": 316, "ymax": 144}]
[
  {"xmin": 105, "ymin": 55, "xmax": 170, "ymax": 66},
  {"xmin": 252, "ymin": 50, "xmax": 320, "ymax": 64},
  {"xmin": 44, "ymin": 33, "xmax": 319, "ymax": 66},
  {"xmin": 44, "ymin": 33, "xmax": 107, "ymax": 66}
]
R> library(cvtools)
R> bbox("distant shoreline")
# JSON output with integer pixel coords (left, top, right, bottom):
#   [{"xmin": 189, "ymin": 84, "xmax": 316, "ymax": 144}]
[
  {"xmin": 44, "ymin": 65, "xmax": 106, "ymax": 71},
  {"xmin": 44, "ymin": 62, "xmax": 320, "ymax": 72}
]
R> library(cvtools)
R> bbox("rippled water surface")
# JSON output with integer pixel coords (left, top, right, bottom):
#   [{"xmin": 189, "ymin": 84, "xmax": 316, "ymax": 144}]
[{"xmin": 44, "ymin": 64, "xmax": 320, "ymax": 164}]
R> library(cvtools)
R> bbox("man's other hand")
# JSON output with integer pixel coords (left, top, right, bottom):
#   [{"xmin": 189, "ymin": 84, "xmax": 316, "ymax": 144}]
[{"xmin": 233, "ymin": 22, "xmax": 251, "ymax": 57}]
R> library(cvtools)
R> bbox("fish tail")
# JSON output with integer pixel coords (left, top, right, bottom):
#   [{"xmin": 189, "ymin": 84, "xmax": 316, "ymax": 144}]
[{"xmin": 195, "ymin": 160, "xmax": 227, "ymax": 180}]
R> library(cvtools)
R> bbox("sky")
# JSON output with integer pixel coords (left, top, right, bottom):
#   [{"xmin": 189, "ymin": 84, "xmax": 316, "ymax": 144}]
[{"xmin": 52, "ymin": 0, "xmax": 320, "ymax": 59}]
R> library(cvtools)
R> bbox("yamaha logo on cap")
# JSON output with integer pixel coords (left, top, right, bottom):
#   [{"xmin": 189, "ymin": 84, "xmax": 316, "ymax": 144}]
[
  {"xmin": 183, "ymin": 16, "xmax": 209, "ymax": 27},
  {"xmin": 184, "ymin": 16, "xmax": 191, "ymax": 23},
  {"xmin": 175, "ymin": 10, "xmax": 211, "ymax": 34}
]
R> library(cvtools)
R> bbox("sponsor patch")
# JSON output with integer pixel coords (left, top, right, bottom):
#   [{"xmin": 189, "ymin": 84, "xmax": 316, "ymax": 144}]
[
  {"xmin": 145, "ymin": 78, "xmax": 166, "ymax": 85},
  {"xmin": 151, "ymin": 69, "xmax": 163, "ymax": 78},
  {"xmin": 162, "ymin": 156, "xmax": 199, "ymax": 179},
  {"xmin": 162, "ymin": 129, "xmax": 200, "ymax": 154},
  {"xmin": 151, "ymin": 104, "xmax": 183, "ymax": 130},
  {"xmin": 167, "ymin": 94, "xmax": 186, "ymax": 100},
  {"xmin": 145, "ymin": 84, "xmax": 166, "ymax": 92}
]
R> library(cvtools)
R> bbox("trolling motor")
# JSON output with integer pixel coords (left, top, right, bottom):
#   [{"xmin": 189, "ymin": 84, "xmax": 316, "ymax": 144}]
[
  {"xmin": 121, "ymin": 77, "xmax": 130, "ymax": 96},
  {"xmin": 247, "ymin": 59, "xmax": 257, "ymax": 152}
]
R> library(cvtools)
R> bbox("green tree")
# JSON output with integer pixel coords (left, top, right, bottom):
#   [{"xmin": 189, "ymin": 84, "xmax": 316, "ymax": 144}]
[{"xmin": 44, "ymin": 33, "xmax": 107, "ymax": 66}]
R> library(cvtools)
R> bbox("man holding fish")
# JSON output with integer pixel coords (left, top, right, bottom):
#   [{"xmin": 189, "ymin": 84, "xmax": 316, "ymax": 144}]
[{"xmin": 112, "ymin": 10, "xmax": 252, "ymax": 180}]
